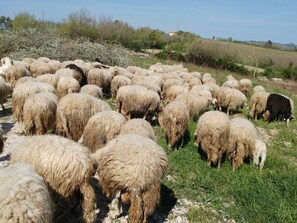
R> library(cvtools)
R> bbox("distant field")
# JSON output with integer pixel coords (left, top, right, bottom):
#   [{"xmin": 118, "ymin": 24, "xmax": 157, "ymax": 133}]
[{"xmin": 195, "ymin": 38, "xmax": 297, "ymax": 68}]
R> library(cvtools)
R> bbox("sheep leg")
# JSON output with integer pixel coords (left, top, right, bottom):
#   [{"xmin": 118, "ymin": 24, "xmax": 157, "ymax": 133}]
[
  {"xmin": 259, "ymin": 152, "xmax": 266, "ymax": 170},
  {"xmin": 80, "ymin": 181, "xmax": 96, "ymax": 223},
  {"xmin": 129, "ymin": 189, "xmax": 144, "ymax": 223},
  {"xmin": 207, "ymin": 153, "xmax": 211, "ymax": 167}
]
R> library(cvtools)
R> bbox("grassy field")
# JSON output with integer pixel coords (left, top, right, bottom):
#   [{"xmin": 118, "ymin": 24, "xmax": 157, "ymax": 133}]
[
  {"xmin": 187, "ymin": 38, "xmax": 297, "ymax": 69},
  {"xmin": 131, "ymin": 55, "xmax": 297, "ymax": 223}
]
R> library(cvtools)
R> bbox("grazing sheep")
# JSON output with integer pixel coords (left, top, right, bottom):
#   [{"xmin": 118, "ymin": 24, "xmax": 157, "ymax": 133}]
[
  {"xmin": 65, "ymin": 63, "xmax": 87, "ymax": 86},
  {"xmin": 248, "ymin": 91, "xmax": 270, "ymax": 120},
  {"xmin": 263, "ymin": 93, "xmax": 294, "ymax": 126},
  {"xmin": 119, "ymin": 118, "xmax": 157, "ymax": 142},
  {"xmin": 158, "ymin": 100, "xmax": 189, "ymax": 148},
  {"xmin": 253, "ymin": 139, "xmax": 267, "ymax": 170},
  {"xmin": 56, "ymin": 93, "xmax": 111, "ymax": 141},
  {"xmin": 47, "ymin": 59, "xmax": 61, "ymax": 73},
  {"xmin": 0, "ymin": 162, "xmax": 53, "ymax": 223},
  {"xmin": 175, "ymin": 92, "xmax": 209, "ymax": 120},
  {"xmin": 37, "ymin": 56, "xmax": 51, "ymax": 63},
  {"xmin": 165, "ymin": 85, "xmax": 189, "ymax": 103},
  {"xmin": 5, "ymin": 65, "xmax": 31, "ymax": 86},
  {"xmin": 162, "ymin": 78, "xmax": 183, "ymax": 99},
  {"xmin": 132, "ymin": 78, "xmax": 161, "ymax": 95},
  {"xmin": 0, "ymin": 56, "xmax": 13, "ymax": 76},
  {"xmin": 116, "ymin": 85, "xmax": 161, "ymax": 120},
  {"xmin": 194, "ymin": 111, "xmax": 230, "ymax": 168},
  {"xmin": 23, "ymin": 92, "xmax": 58, "ymax": 135},
  {"xmin": 87, "ymin": 67, "xmax": 116, "ymax": 96},
  {"xmin": 36, "ymin": 73, "xmax": 59, "ymax": 88},
  {"xmin": 10, "ymin": 135, "xmax": 97, "ymax": 223},
  {"xmin": 239, "ymin": 78, "xmax": 252, "ymax": 95},
  {"xmin": 253, "ymin": 85, "xmax": 266, "ymax": 94},
  {"xmin": 92, "ymin": 134, "xmax": 168, "ymax": 223},
  {"xmin": 56, "ymin": 76, "xmax": 81, "ymax": 98},
  {"xmin": 80, "ymin": 84, "xmax": 103, "ymax": 99},
  {"xmin": 22, "ymin": 57, "xmax": 36, "ymax": 64},
  {"xmin": 219, "ymin": 88, "xmax": 247, "ymax": 115},
  {"xmin": 0, "ymin": 77, "xmax": 13, "ymax": 110},
  {"xmin": 29, "ymin": 60, "xmax": 53, "ymax": 77},
  {"xmin": 80, "ymin": 110, "xmax": 126, "ymax": 152},
  {"xmin": 222, "ymin": 77, "xmax": 239, "ymax": 89},
  {"xmin": 227, "ymin": 118, "xmax": 258, "ymax": 170},
  {"xmin": 12, "ymin": 81, "xmax": 56, "ymax": 133},
  {"xmin": 111, "ymin": 75, "xmax": 132, "ymax": 99}
]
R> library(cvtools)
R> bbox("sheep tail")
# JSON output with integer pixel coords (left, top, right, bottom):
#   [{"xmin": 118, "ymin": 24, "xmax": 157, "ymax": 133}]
[
  {"xmin": 80, "ymin": 180, "xmax": 97, "ymax": 223},
  {"xmin": 129, "ymin": 188, "xmax": 144, "ymax": 223}
]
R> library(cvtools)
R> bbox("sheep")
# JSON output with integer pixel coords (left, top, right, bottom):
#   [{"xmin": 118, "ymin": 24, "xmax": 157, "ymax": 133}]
[
  {"xmin": 0, "ymin": 56, "xmax": 13, "ymax": 76},
  {"xmin": 36, "ymin": 73, "xmax": 59, "ymax": 88},
  {"xmin": 175, "ymin": 92, "xmax": 210, "ymax": 120},
  {"xmin": 12, "ymin": 81, "xmax": 56, "ymax": 133},
  {"xmin": 119, "ymin": 118, "xmax": 157, "ymax": 142},
  {"xmin": 87, "ymin": 67, "xmax": 116, "ymax": 96},
  {"xmin": 218, "ymin": 88, "xmax": 247, "ymax": 115},
  {"xmin": 111, "ymin": 75, "xmax": 132, "ymax": 99},
  {"xmin": 22, "ymin": 57, "xmax": 36, "ymax": 64},
  {"xmin": 37, "ymin": 56, "xmax": 51, "ymax": 63},
  {"xmin": 227, "ymin": 117, "xmax": 258, "ymax": 170},
  {"xmin": 5, "ymin": 65, "xmax": 31, "ymax": 86},
  {"xmin": 164, "ymin": 85, "xmax": 189, "ymax": 103},
  {"xmin": 253, "ymin": 85, "xmax": 266, "ymax": 94},
  {"xmin": 239, "ymin": 78, "xmax": 252, "ymax": 95},
  {"xmin": 56, "ymin": 76, "xmax": 81, "ymax": 98},
  {"xmin": 29, "ymin": 60, "xmax": 53, "ymax": 77},
  {"xmin": 132, "ymin": 77, "xmax": 161, "ymax": 95},
  {"xmin": 56, "ymin": 93, "xmax": 111, "ymax": 141},
  {"xmin": 222, "ymin": 77, "xmax": 239, "ymax": 89},
  {"xmin": 194, "ymin": 111, "xmax": 230, "ymax": 168},
  {"xmin": 253, "ymin": 139, "xmax": 267, "ymax": 170},
  {"xmin": 80, "ymin": 84, "xmax": 103, "ymax": 99},
  {"xmin": 162, "ymin": 78, "xmax": 183, "ymax": 99},
  {"xmin": 65, "ymin": 63, "xmax": 87, "ymax": 86},
  {"xmin": 263, "ymin": 93, "xmax": 294, "ymax": 126},
  {"xmin": 116, "ymin": 85, "xmax": 161, "ymax": 120},
  {"xmin": 55, "ymin": 65, "xmax": 85, "ymax": 86},
  {"xmin": 0, "ymin": 77, "xmax": 13, "ymax": 110},
  {"xmin": 158, "ymin": 100, "xmax": 189, "ymax": 148},
  {"xmin": 47, "ymin": 59, "xmax": 61, "ymax": 73},
  {"xmin": 80, "ymin": 110, "xmax": 126, "ymax": 152},
  {"xmin": 92, "ymin": 134, "xmax": 168, "ymax": 223},
  {"xmin": 248, "ymin": 91, "xmax": 270, "ymax": 120},
  {"xmin": 23, "ymin": 92, "xmax": 58, "ymax": 135},
  {"xmin": 0, "ymin": 162, "xmax": 53, "ymax": 223},
  {"xmin": 10, "ymin": 134, "xmax": 97, "ymax": 223}
]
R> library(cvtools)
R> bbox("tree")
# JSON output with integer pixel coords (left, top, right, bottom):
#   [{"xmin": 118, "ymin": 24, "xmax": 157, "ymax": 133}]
[
  {"xmin": 264, "ymin": 40, "xmax": 273, "ymax": 48},
  {"xmin": 12, "ymin": 12, "xmax": 38, "ymax": 29}
]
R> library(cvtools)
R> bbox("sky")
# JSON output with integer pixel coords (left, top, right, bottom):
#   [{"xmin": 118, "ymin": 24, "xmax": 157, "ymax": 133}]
[{"xmin": 1, "ymin": 0, "xmax": 297, "ymax": 44}]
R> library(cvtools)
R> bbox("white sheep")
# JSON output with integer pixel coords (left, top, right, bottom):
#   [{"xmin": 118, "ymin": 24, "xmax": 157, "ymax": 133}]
[
  {"xmin": 5, "ymin": 65, "xmax": 31, "ymax": 86},
  {"xmin": 0, "ymin": 56, "xmax": 13, "ymax": 76},
  {"xmin": 248, "ymin": 91, "xmax": 270, "ymax": 120},
  {"xmin": 219, "ymin": 88, "xmax": 247, "ymax": 115},
  {"xmin": 239, "ymin": 78, "xmax": 252, "ymax": 95},
  {"xmin": 12, "ymin": 81, "xmax": 56, "ymax": 133},
  {"xmin": 80, "ymin": 84, "xmax": 104, "ymax": 99},
  {"xmin": 116, "ymin": 85, "xmax": 161, "ymax": 120},
  {"xmin": 119, "ymin": 118, "xmax": 157, "ymax": 142},
  {"xmin": 253, "ymin": 139, "xmax": 267, "ymax": 169},
  {"xmin": 111, "ymin": 75, "xmax": 132, "ymax": 99},
  {"xmin": 194, "ymin": 111, "xmax": 230, "ymax": 168},
  {"xmin": 0, "ymin": 162, "xmax": 54, "ymax": 223},
  {"xmin": 92, "ymin": 134, "xmax": 168, "ymax": 223},
  {"xmin": 158, "ymin": 100, "xmax": 189, "ymax": 148},
  {"xmin": 56, "ymin": 93, "xmax": 111, "ymax": 141},
  {"xmin": 10, "ymin": 134, "xmax": 97, "ymax": 223},
  {"xmin": 23, "ymin": 92, "xmax": 58, "ymax": 135},
  {"xmin": 36, "ymin": 73, "xmax": 59, "ymax": 88},
  {"xmin": 227, "ymin": 117, "xmax": 258, "ymax": 170},
  {"xmin": 56, "ymin": 76, "xmax": 81, "ymax": 98},
  {"xmin": 80, "ymin": 110, "xmax": 126, "ymax": 152}
]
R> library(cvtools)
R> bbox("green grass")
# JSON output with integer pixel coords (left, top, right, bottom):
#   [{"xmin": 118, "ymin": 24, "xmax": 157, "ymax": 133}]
[{"xmin": 132, "ymin": 56, "xmax": 297, "ymax": 223}]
